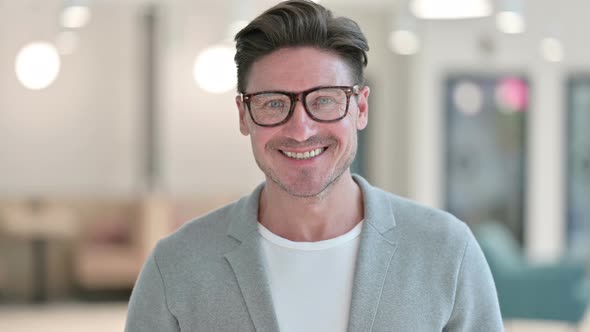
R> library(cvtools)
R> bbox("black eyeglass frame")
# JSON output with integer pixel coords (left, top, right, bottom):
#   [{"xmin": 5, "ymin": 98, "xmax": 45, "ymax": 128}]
[{"xmin": 240, "ymin": 85, "xmax": 360, "ymax": 127}]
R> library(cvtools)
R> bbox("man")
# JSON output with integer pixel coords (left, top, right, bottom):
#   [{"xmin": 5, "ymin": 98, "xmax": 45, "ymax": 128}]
[{"xmin": 126, "ymin": 1, "xmax": 503, "ymax": 331}]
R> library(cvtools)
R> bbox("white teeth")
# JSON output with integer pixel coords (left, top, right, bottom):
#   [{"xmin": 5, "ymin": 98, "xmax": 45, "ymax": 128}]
[{"xmin": 282, "ymin": 148, "xmax": 325, "ymax": 160}]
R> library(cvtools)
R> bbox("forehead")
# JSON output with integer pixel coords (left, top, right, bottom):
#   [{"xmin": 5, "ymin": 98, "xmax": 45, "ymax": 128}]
[{"xmin": 246, "ymin": 47, "xmax": 354, "ymax": 93}]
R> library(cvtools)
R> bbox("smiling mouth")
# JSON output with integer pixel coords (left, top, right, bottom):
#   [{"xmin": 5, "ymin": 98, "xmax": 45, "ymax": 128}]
[{"xmin": 280, "ymin": 147, "xmax": 327, "ymax": 160}]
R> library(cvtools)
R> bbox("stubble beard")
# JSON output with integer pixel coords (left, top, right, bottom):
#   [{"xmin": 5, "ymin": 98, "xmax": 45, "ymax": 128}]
[{"xmin": 255, "ymin": 134, "xmax": 358, "ymax": 199}]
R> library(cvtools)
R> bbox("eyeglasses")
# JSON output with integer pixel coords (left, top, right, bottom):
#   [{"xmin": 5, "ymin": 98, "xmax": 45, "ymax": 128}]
[{"xmin": 241, "ymin": 85, "xmax": 360, "ymax": 127}]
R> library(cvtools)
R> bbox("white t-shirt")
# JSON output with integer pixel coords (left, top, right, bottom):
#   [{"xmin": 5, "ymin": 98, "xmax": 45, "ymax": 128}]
[{"xmin": 258, "ymin": 221, "xmax": 363, "ymax": 332}]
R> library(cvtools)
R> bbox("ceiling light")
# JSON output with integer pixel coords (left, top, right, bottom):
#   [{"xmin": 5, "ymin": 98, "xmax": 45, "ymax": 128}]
[
  {"xmin": 389, "ymin": 29, "xmax": 420, "ymax": 55},
  {"xmin": 60, "ymin": 5, "xmax": 91, "ymax": 29},
  {"xmin": 495, "ymin": 77, "xmax": 528, "ymax": 112},
  {"xmin": 193, "ymin": 45, "xmax": 237, "ymax": 94},
  {"xmin": 15, "ymin": 42, "xmax": 61, "ymax": 90},
  {"xmin": 496, "ymin": 11, "xmax": 525, "ymax": 34},
  {"xmin": 410, "ymin": 0, "xmax": 492, "ymax": 19},
  {"xmin": 453, "ymin": 80, "xmax": 483, "ymax": 115}
]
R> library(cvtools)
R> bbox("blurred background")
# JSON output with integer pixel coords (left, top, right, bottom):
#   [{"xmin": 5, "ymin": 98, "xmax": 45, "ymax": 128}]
[{"xmin": 1, "ymin": 0, "xmax": 589, "ymax": 331}]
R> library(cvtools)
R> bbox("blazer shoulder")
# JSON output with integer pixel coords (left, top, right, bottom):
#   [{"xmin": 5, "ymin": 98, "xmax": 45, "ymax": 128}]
[
  {"xmin": 385, "ymin": 192, "xmax": 472, "ymax": 246},
  {"xmin": 152, "ymin": 196, "xmax": 246, "ymax": 262}
]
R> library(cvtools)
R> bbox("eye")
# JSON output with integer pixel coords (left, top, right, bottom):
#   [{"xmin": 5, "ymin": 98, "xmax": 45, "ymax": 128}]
[
  {"xmin": 266, "ymin": 99, "xmax": 286, "ymax": 108},
  {"xmin": 315, "ymin": 97, "xmax": 336, "ymax": 105}
]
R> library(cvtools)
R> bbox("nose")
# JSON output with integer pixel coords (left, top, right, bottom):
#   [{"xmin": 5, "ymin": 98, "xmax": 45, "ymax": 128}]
[{"xmin": 282, "ymin": 99, "xmax": 316, "ymax": 142}]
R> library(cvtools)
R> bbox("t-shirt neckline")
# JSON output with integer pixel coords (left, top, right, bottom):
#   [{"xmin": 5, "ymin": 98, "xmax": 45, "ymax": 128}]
[{"xmin": 257, "ymin": 221, "xmax": 363, "ymax": 251}]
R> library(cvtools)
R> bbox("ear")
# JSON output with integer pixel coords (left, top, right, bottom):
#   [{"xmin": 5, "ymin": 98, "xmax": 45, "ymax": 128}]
[
  {"xmin": 355, "ymin": 86, "xmax": 370, "ymax": 130},
  {"xmin": 236, "ymin": 95, "xmax": 250, "ymax": 136}
]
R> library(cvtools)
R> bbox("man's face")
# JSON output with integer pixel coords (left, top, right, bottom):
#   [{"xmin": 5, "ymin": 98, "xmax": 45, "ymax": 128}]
[{"xmin": 236, "ymin": 47, "xmax": 369, "ymax": 197}]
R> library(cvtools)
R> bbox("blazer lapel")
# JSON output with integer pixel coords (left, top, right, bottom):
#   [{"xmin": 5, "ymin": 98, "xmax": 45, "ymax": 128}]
[
  {"xmin": 348, "ymin": 175, "xmax": 398, "ymax": 332},
  {"xmin": 223, "ymin": 176, "xmax": 397, "ymax": 332},
  {"xmin": 224, "ymin": 184, "xmax": 279, "ymax": 332}
]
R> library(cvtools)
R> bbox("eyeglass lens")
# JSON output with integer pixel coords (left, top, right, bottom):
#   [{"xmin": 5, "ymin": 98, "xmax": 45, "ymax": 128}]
[{"xmin": 249, "ymin": 87, "xmax": 348, "ymax": 125}]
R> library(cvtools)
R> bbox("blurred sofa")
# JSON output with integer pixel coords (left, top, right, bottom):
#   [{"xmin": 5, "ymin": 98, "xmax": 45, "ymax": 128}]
[
  {"xmin": 0, "ymin": 194, "xmax": 236, "ymax": 301},
  {"xmin": 73, "ymin": 194, "xmax": 236, "ymax": 290},
  {"xmin": 473, "ymin": 221, "xmax": 589, "ymax": 325},
  {"xmin": 72, "ymin": 198, "xmax": 146, "ymax": 291}
]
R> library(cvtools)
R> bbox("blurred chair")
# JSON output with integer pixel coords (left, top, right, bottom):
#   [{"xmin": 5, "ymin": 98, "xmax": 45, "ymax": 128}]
[
  {"xmin": 72, "ymin": 199, "xmax": 145, "ymax": 292},
  {"xmin": 0, "ymin": 200, "xmax": 78, "ymax": 302},
  {"xmin": 73, "ymin": 195, "xmax": 177, "ymax": 293},
  {"xmin": 473, "ymin": 221, "xmax": 589, "ymax": 325}
]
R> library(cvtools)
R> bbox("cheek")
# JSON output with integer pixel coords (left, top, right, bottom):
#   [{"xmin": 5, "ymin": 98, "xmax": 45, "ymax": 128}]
[
  {"xmin": 337, "ymin": 121, "xmax": 357, "ymax": 144},
  {"xmin": 250, "ymin": 128, "xmax": 275, "ymax": 151}
]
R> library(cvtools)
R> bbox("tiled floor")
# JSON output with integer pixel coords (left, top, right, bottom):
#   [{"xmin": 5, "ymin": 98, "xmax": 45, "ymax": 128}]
[{"xmin": 0, "ymin": 302, "xmax": 587, "ymax": 331}]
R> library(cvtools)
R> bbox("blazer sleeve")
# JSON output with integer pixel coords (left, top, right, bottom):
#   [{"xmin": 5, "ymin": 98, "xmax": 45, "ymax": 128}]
[
  {"xmin": 126, "ymin": 253, "xmax": 180, "ymax": 332},
  {"xmin": 445, "ymin": 232, "xmax": 504, "ymax": 332}
]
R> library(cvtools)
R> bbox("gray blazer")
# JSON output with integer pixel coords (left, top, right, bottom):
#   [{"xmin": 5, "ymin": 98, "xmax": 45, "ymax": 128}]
[{"xmin": 126, "ymin": 175, "xmax": 503, "ymax": 331}]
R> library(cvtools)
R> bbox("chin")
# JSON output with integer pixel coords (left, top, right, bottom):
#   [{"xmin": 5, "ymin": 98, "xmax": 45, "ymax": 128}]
[
  {"xmin": 277, "ymin": 183, "xmax": 328, "ymax": 198},
  {"xmin": 282, "ymin": 184, "xmax": 327, "ymax": 198},
  {"xmin": 256, "ymin": 150, "xmax": 355, "ymax": 198},
  {"xmin": 273, "ymin": 171, "xmax": 344, "ymax": 198}
]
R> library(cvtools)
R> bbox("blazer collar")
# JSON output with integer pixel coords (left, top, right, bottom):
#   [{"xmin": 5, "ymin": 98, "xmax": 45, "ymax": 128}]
[
  {"xmin": 352, "ymin": 174, "xmax": 396, "ymax": 234},
  {"xmin": 226, "ymin": 182, "xmax": 264, "ymax": 242},
  {"xmin": 226, "ymin": 174, "xmax": 397, "ymax": 241},
  {"xmin": 225, "ymin": 175, "xmax": 398, "ymax": 332},
  {"xmin": 347, "ymin": 174, "xmax": 398, "ymax": 332},
  {"xmin": 224, "ymin": 182, "xmax": 279, "ymax": 331}
]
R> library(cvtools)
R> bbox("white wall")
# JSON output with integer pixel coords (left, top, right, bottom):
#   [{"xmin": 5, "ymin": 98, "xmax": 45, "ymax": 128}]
[
  {"xmin": 0, "ymin": 1, "xmax": 144, "ymax": 196},
  {"xmin": 0, "ymin": 0, "xmax": 267, "ymax": 198}
]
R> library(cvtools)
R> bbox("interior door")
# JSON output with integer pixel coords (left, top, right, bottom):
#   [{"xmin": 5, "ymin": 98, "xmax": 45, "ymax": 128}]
[
  {"xmin": 567, "ymin": 76, "xmax": 590, "ymax": 257},
  {"xmin": 444, "ymin": 75, "xmax": 528, "ymax": 242}
]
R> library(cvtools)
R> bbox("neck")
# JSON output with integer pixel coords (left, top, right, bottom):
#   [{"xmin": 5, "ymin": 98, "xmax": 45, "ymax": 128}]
[{"xmin": 258, "ymin": 172, "xmax": 364, "ymax": 242}]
